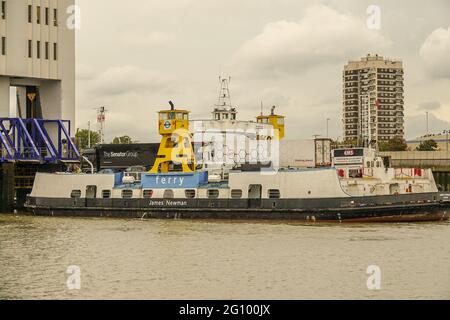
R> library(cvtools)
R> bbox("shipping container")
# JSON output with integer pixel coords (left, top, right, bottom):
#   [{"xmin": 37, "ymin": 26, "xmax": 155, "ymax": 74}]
[
  {"xmin": 97, "ymin": 143, "xmax": 160, "ymax": 170},
  {"xmin": 315, "ymin": 139, "xmax": 332, "ymax": 167},
  {"xmin": 81, "ymin": 143, "xmax": 160, "ymax": 172},
  {"xmin": 279, "ymin": 139, "xmax": 332, "ymax": 168}
]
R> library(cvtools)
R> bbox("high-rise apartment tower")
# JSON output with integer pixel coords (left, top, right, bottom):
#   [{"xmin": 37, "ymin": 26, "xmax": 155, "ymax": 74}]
[{"xmin": 343, "ymin": 54, "xmax": 404, "ymax": 146}]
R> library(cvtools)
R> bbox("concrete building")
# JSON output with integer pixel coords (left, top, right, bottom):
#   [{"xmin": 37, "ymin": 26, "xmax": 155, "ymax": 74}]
[
  {"xmin": 343, "ymin": 54, "xmax": 405, "ymax": 145},
  {"xmin": 407, "ymin": 133, "xmax": 450, "ymax": 151},
  {"xmin": 0, "ymin": 0, "xmax": 75, "ymax": 130}
]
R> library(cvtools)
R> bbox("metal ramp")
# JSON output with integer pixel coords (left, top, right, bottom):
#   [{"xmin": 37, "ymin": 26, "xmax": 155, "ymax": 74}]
[{"xmin": 0, "ymin": 118, "xmax": 80, "ymax": 163}]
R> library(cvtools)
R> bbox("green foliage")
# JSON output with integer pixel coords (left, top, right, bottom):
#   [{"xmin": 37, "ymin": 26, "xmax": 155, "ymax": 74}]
[
  {"xmin": 75, "ymin": 129, "xmax": 101, "ymax": 150},
  {"xmin": 342, "ymin": 139, "xmax": 358, "ymax": 147},
  {"xmin": 112, "ymin": 135, "xmax": 134, "ymax": 144},
  {"xmin": 378, "ymin": 137, "xmax": 408, "ymax": 151},
  {"xmin": 416, "ymin": 139, "xmax": 438, "ymax": 151}
]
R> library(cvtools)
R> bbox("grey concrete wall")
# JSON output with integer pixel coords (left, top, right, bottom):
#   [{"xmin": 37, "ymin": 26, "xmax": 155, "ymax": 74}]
[
  {"xmin": 0, "ymin": 163, "xmax": 15, "ymax": 213},
  {"xmin": 0, "ymin": 76, "xmax": 10, "ymax": 117},
  {"xmin": 380, "ymin": 151, "xmax": 450, "ymax": 171}
]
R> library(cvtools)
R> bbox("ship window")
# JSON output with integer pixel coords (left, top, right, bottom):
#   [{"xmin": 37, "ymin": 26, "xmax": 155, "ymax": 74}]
[
  {"xmin": 277, "ymin": 118, "xmax": 284, "ymax": 125},
  {"xmin": 159, "ymin": 113, "xmax": 168, "ymax": 120},
  {"xmin": 163, "ymin": 189, "xmax": 174, "ymax": 199},
  {"xmin": 176, "ymin": 113, "xmax": 183, "ymax": 120},
  {"xmin": 207, "ymin": 189, "xmax": 219, "ymax": 199},
  {"xmin": 231, "ymin": 114, "xmax": 236, "ymax": 120},
  {"xmin": 183, "ymin": 113, "xmax": 189, "ymax": 120},
  {"xmin": 122, "ymin": 190, "xmax": 133, "ymax": 199},
  {"xmin": 102, "ymin": 190, "xmax": 111, "ymax": 199},
  {"xmin": 185, "ymin": 189, "xmax": 196, "ymax": 199},
  {"xmin": 268, "ymin": 189, "xmax": 281, "ymax": 199},
  {"xmin": 143, "ymin": 190, "xmax": 153, "ymax": 198},
  {"xmin": 71, "ymin": 190, "xmax": 81, "ymax": 198},
  {"xmin": 349, "ymin": 169, "xmax": 362, "ymax": 178},
  {"xmin": 231, "ymin": 189, "xmax": 243, "ymax": 199},
  {"xmin": 168, "ymin": 112, "xmax": 175, "ymax": 120}
]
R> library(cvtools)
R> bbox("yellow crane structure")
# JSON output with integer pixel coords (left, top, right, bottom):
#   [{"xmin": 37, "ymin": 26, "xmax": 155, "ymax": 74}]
[{"xmin": 149, "ymin": 102, "xmax": 196, "ymax": 173}]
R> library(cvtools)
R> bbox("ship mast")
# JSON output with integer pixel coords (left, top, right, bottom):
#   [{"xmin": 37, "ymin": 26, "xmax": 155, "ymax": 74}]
[{"xmin": 212, "ymin": 77, "xmax": 237, "ymax": 121}]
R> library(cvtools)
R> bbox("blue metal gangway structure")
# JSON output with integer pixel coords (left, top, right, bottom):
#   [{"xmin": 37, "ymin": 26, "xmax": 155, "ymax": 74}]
[{"xmin": 0, "ymin": 118, "xmax": 80, "ymax": 163}]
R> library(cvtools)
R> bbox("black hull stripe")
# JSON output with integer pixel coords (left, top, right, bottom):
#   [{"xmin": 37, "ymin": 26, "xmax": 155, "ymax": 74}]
[
  {"xmin": 24, "ymin": 194, "xmax": 450, "ymax": 222},
  {"xmin": 24, "ymin": 206, "xmax": 449, "ymax": 222}
]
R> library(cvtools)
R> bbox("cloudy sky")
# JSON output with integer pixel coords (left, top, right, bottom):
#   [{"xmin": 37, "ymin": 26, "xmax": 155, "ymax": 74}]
[{"xmin": 75, "ymin": 0, "xmax": 450, "ymax": 142}]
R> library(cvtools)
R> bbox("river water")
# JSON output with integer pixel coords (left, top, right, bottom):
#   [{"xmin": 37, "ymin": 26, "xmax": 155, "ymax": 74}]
[{"xmin": 0, "ymin": 214, "xmax": 449, "ymax": 300}]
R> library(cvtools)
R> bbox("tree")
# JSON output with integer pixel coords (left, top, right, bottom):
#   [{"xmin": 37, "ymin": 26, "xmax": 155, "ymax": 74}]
[
  {"xmin": 75, "ymin": 129, "xmax": 101, "ymax": 150},
  {"xmin": 416, "ymin": 139, "xmax": 438, "ymax": 151},
  {"xmin": 342, "ymin": 139, "xmax": 358, "ymax": 147},
  {"xmin": 112, "ymin": 135, "xmax": 134, "ymax": 144},
  {"xmin": 378, "ymin": 137, "xmax": 408, "ymax": 151}
]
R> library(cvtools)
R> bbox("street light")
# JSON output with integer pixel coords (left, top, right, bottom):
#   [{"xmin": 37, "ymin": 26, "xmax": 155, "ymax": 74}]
[
  {"xmin": 87, "ymin": 121, "xmax": 91, "ymax": 149},
  {"xmin": 444, "ymin": 130, "xmax": 450, "ymax": 153},
  {"xmin": 326, "ymin": 118, "xmax": 330, "ymax": 138}
]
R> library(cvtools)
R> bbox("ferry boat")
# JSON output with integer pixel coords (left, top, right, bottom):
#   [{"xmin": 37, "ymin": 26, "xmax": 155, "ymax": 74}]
[{"xmin": 25, "ymin": 104, "xmax": 450, "ymax": 222}]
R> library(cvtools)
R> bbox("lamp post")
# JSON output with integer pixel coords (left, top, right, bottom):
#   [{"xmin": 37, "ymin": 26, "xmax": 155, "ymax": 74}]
[
  {"xmin": 326, "ymin": 118, "xmax": 330, "ymax": 138},
  {"xmin": 444, "ymin": 130, "xmax": 449, "ymax": 153},
  {"xmin": 87, "ymin": 121, "xmax": 91, "ymax": 149}
]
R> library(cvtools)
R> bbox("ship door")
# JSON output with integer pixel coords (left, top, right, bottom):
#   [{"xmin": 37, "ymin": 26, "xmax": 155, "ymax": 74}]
[
  {"xmin": 389, "ymin": 183, "xmax": 400, "ymax": 195},
  {"xmin": 86, "ymin": 185, "xmax": 97, "ymax": 207},
  {"xmin": 248, "ymin": 184, "xmax": 262, "ymax": 209}
]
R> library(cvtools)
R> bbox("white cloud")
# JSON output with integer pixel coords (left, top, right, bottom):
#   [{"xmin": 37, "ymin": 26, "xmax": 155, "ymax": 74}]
[
  {"xmin": 75, "ymin": 66, "xmax": 183, "ymax": 142},
  {"xmin": 73, "ymin": 1, "xmax": 450, "ymax": 142},
  {"xmin": 420, "ymin": 27, "xmax": 450, "ymax": 78},
  {"xmin": 123, "ymin": 31, "xmax": 175, "ymax": 48},
  {"xmin": 84, "ymin": 66, "xmax": 178, "ymax": 97},
  {"xmin": 417, "ymin": 101, "xmax": 441, "ymax": 111},
  {"xmin": 405, "ymin": 112, "xmax": 450, "ymax": 139},
  {"xmin": 76, "ymin": 63, "xmax": 98, "ymax": 81},
  {"xmin": 231, "ymin": 4, "xmax": 392, "ymax": 77}
]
